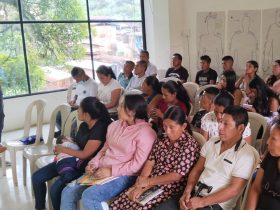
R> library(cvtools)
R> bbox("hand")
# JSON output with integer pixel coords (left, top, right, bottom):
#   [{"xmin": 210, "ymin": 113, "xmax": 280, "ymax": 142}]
[
  {"xmin": 54, "ymin": 144, "xmax": 64, "ymax": 155},
  {"xmin": 126, "ymin": 186, "xmax": 145, "ymax": 202},
  {"xmin": 186, "ymin": 197, "xmax": 204, "ymax": 210},
  {"xmin": 85, "ymin": 164, "xmax": 96, "ymax": 176},
  {"xmin": 93, "ymin": 167, "xmax": 112, "ymax": 179},
  {"xmin": 179, "ymin": 192, "xmax": 191, "ymax": 210},
  {"xmin": 135, "ymin": 176, "xmax": 150, "ymax": 188}
]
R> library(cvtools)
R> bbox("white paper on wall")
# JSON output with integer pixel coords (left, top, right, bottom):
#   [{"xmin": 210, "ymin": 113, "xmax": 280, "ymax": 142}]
[
  {"xmin": 262, "ymin": 8, "xmax": 280, "ymax": 78},
  {"xmin": 196, "ymin": 11, "xmax": 225, "ymax": 74},
  {"xmin": 228, "ymin": 10, "xmax": 261, "ymax": 76}
]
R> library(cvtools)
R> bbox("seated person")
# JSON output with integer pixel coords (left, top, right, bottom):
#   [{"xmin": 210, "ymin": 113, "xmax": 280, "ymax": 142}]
[
  {"xmin": 141, "ymin": 76, "xmax": 162, "ymax": 112},
  {"xmin": 165, "ymin": 53, "xmax": 189, "ymax": 83},
  {"xmin": 218, "ymin": 70, "xmax": 243, "ymax": 105},
  {"xmin": 140, "ymin": 50, "xmax": 157, "ymax": 76},
  {"xmin": 126, "ymin": 60, "xmax": 147, "ymax": 91},
  {"xmin": 246, "ymin": 76, "xmax": 280, "ymax": 125},
  {"xmin": 191, "ymin": 87, "xmax": 219, "ymax": 131},
  {"xmin": 195, "ymin": 55, "xmax": 218, "ymax": 86},
  {"xmin": 96, "ymin": 65, "xmax": 122, "ymax": 120},
  {"xmin": 201, "ymin": 90, "xmax": 252, "ymax": 144},
  {"xmin": 109, "ymin": 106, "xmax": 200, "ymax": 210},
  {"xmin": 60, "ymin": 94, "xmax": 156, "ymax": 210},
  {"xmin": 56, "ymin": 67, "xmax": 98, "ymax": 136},
  {"xmin": 150, "ymin": 80, "xmax": 191, "ymax": 133},
  {"xmin": 154, "ymin": 106, "xmax": 258, "ymax": 210},
  {"xmin": 245, "ymin": 119, "xmax": 280, "ymax": 210},
  {"xmin": 32, "ymin": 97, "xmax": 111, "ymax": 210},
  {"xmin": 117, "ymin": 60, "xmax": 135, "ymax": 89}
]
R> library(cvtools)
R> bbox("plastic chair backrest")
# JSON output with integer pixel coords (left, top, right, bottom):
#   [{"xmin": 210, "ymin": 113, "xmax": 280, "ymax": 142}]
[
  {"xmin": 46, "ymin": 104, "xmax": 71, "ymax": 145},
  {"xmin": 63, "ymin": 110, "xmax": 78, "ymax": 137},
  {"xmin": 23, "ymin": 99, "xmax": 46, "ymax": 145},
  {"xmin": 193, "ymin": 131, "xmax": 206, "ymax": 147},
  {"xmin": 248, "ymin": 112, "xmax": 268, "ymax": 150},
  {"xmin": 67, "ymin": 83, "xmax": 77, "ymax": 103},
  {"xmin": 194, "ymin": 84, "xmax": 217, "ymax": 113},
  {"xmin": 239, "ymin": 147, "xmax": 260, "ymax": 210},
  {"xmin": 160, "ymin": 77, "xmax": 181, "ymax": 83},
  {"xmin": 183, "ymin": 82, "xmax": 199, "ymax": 103}
]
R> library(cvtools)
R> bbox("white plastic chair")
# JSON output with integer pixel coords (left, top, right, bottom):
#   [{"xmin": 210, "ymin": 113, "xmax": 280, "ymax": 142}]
[
  {"xmin": 0, "ymin": 151, "xmax": 6, "ymax": 176},
  {"xmin": 183, "ymin": 82, "xmax": 199, "ymax": 115},
  {"xmin": 248, "ymin": 112, "xmax": 268, "ymax": 152},
  {"xmin": 194, "ymin": 84, "xmax": 217, "ymax": 114},
  {"xmin": 159, "ymin": 77, "xmax": 181, "ymax": 83},
  {"xmin": 67, "ymin": 83, "xmax": 77, "ymax": 104},
  {"xmin": 3, "ymin": 99, "xmax": 46, "ymax": 186},
  {"xmin": 22, "ymin": 104, "xmax": 71, "ymax": 186},
  {"xmin": 193, "ymin": 131, "xmax": 206, "ymax": 147},
  {"xmin": 35, "ymin": 110, "xmax": 80, "ymax": 210}
]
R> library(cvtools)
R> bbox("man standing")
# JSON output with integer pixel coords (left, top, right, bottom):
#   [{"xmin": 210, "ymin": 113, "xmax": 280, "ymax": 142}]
[
  {"xmin": 195, "ymin": 55, "xmax": 218, "ymax": 86},
  {"xmin": 140, "ymin": 50, "xmax": 157, "ymax": 76},
  {"xmin": 165, "ymin": 53, "xmax": 189, "ymax": 83}
]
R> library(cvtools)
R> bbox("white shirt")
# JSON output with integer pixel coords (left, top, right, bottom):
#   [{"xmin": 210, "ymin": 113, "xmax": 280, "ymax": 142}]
[
  {"xmin": 75, "ymin": 78, "xmax": 98, "ymax": 105},
  {"xmin": 145, "ymin": 62, "xmax": 157, "ymax": 76},
  {"xmin": 97, "ymin": 79, "xmax": 121, "ymax": 113},
  {"xmin": 198, "ymin": 137, "xmax": 257, "ymax": 210},
  {"xmin": 125, "ymin": 75, "xmax": 146, "ymax": 91},
  {"xmin": 201, "ymin": 111, "xmax": 251, "ymax": 139}
]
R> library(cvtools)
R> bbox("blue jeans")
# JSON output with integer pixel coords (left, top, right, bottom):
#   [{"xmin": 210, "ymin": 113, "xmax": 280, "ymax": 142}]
[
  {"xmin": 61, "ymin": 176, "xmax": 136, "ymax": 210},
  {"xmin": 32, "ymin": 161, "xmax": 82, "ymax": 210}
]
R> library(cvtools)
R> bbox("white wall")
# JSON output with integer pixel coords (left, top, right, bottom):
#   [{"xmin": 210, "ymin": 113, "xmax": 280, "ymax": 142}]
[
  {"xmin": 145, "ymin": 0, "xmax": 280, "ymax": 81},
  {"xmin": 3, "ymin": 91, "xmax": 66, "ymax": 132}
]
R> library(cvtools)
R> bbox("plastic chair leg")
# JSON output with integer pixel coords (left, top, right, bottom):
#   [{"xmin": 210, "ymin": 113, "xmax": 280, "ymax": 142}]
[
  {"xmin": 1, "ymin": 152, "xmax": 6, "ymax": 176},
  {"xmin": 10, "ymin": 149, "xmax": 18, "ymax": 186},
  {"xmin": 23, "ymin": 155, "xmax": 27, "ymax": 186}
]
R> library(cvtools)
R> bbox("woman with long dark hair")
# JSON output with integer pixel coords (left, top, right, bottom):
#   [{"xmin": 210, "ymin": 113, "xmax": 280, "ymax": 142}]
[
  {"xmin": 60, "ymin": 94, "xmax": 156, "ymax": 210},
  {"xmin": 32, "ymin": 97, "xmax": 111, "ymax": 210},
  {"xmin": 109, "ymin": 106, "xmax": 200, "ymax": 210},
  {"xmin": 219, "ymin": 70, "xmax": 243, "ymax": 105},
  {"xmin": 96, "ymin": 65, "xmax": 122, "ymax": 119}
]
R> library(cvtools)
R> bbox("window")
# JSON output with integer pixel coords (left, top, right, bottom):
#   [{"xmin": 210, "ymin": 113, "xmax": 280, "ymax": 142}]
[{"xmin": 0, "ymin": 0, "xmax": 145, "ymax": 97}]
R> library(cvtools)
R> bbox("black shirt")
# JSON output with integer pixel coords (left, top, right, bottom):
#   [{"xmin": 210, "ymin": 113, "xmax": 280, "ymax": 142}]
[
  {"xmin": 165, "ymin": 66, "xmax": 189, "ymax": 82},
  {"xmin": 257, "ymin": 153, "xmax": 280, "ymax": 210},
  {"xmin": 195, "ymin": 68, "xmax": 218, "ymax": 86},
  {"xmin": 75, "ymin": 121, "xmax": 107, "ymax": 152}
]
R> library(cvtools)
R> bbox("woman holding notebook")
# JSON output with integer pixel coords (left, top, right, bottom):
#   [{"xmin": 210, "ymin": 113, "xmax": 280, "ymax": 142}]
[
  {"xmin": 109, "ymin": 106, "xmax": 200, "ymax": 210},
  {"xmin": 60, "ymin": 94, "xmax": 156, "ymax": 210}
]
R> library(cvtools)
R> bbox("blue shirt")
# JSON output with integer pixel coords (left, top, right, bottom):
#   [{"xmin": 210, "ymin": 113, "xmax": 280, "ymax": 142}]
[{"xmin": 118, "ymin": 73, "xmax": 132, "ymax": 89}]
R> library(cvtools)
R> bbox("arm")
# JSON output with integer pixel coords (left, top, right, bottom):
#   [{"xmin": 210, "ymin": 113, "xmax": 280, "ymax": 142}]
[
  {"xmin": 235, "ymin": 75, "xmax": 245, "ymax": 89},
  {"xmin": 185, "ymin": 176, "xmax": 248, "ymax": 210},
  {"xmin": 111, "ymin": 130, "xmax": 156, "ymax": 176},
  {"xmin": 180, "ymin": 156, "xmax": 206, "ymax": 209},
  {"xmin": 233, "ymin": 89, "xmax": 243, "ymax": 106},
  {"xmin": 200, "ymin": 128, "xmax": 209, "ymax": 141},
  {"xmin": 245, "ymin": 168, "xmax": 264, "ymax": 210},
  {"xmin": 55, "ymin": 140, "xmax": 102, "ymax": 160},
  {"xmin": 105, "ymin": 88, "xmax": 121, "ymax": 109}
]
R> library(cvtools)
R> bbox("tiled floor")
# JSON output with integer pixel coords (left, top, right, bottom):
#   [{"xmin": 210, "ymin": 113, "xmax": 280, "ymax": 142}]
[{"xmin": 0, "ymin": 125, "xmax": 50, "ymax": 210}]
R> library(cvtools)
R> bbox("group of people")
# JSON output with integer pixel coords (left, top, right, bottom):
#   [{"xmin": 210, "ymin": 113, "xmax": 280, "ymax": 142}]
[{"xmin": 1, "ymin": 50, "xmax": 280, "ymax": 210}]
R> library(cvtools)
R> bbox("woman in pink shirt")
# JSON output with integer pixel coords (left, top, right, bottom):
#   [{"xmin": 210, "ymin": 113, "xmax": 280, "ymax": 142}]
[{"xmin": 60, "ymin": 94, "xmax": 156, "ymax": 210}]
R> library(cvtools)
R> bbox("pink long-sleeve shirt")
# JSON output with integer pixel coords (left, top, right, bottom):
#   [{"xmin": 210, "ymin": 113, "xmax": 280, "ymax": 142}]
[{"xmin": 88, "ymin": 119, "xmax": 156, "ymax": 176}]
